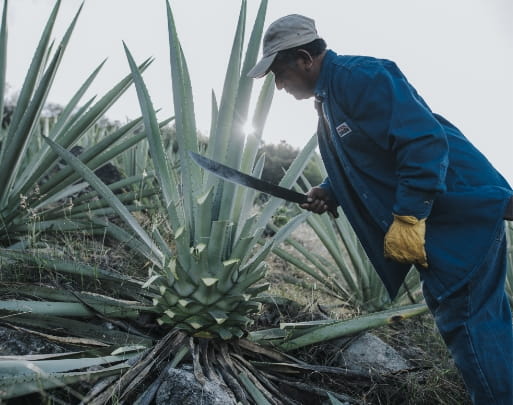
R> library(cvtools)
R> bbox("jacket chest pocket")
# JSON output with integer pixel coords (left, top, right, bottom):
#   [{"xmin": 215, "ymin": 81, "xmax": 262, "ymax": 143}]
[
  {"xmin": 321, "ymin": 102, "xmax": 357, "ymax": 144},
  {"xmin": 331, "ymin": 118, "xmax": 393, "ymax": 173},
  {"xmin": 330, "ymin": 117, "xmax": 363, "ymax": 150},
  {"xmin": 322, "ymin": 103, "xmax": 386, "ymax": 169}
]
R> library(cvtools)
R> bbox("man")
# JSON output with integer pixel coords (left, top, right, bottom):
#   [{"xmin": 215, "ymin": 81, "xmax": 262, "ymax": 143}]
[{"xmin": 248, "ymin": 14, "xmax": 513, "ymax": 405}]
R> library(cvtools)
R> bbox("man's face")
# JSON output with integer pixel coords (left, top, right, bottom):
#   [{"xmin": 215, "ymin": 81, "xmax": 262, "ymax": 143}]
[{"xmin": 270, "ymin": 57, "xmax": 315, "ymax": 100}]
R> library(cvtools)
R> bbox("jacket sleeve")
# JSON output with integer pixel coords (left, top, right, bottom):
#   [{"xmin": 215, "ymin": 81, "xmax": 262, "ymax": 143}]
[
  {"xmin": 319, "ymin": 177, "xmax": 338, "ymax": 202},
  {"xmin": 341, "ymin": 61, "xmax": 449, "ymax": 219}
]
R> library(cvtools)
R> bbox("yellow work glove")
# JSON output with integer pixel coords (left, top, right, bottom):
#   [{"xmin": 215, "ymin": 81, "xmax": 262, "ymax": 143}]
[{"xmin": 384, "ymin": 214, "xmax": 428, "ymax": 268}]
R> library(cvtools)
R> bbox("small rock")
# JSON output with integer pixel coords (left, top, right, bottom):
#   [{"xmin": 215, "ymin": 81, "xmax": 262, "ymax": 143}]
[
  {"xmin": 156, "ymin": 366, "xmax": 236, "ymax": 405},
  {"xmin": 335, "ymin": 333, "xmax": 410, "ymax": 375}
]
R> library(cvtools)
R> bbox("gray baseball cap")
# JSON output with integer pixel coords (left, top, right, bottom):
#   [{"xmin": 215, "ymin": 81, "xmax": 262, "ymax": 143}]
[{"xmin": 248, "ymin": 14, "xmax": 320, "ymax": 78}]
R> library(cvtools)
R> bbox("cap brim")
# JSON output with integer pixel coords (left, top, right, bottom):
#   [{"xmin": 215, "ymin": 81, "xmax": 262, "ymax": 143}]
[{"xmin": 247, "ymin": 53, "xmax": 277, "ymax": 78}]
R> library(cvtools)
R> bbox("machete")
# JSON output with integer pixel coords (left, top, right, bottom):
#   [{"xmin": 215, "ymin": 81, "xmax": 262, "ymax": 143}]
[{"xmin": 189, "ymin": 151, "xmax": 338, "ymax": 217}]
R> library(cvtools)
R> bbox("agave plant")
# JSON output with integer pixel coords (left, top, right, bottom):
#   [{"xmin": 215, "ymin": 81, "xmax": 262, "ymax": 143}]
[
  {"xmin": 47, "ymin": 0, "xmax": 311, "ymax": 342},
  {"xmin": 0, "ymin": 0, "xmax": 156, "ymax": 248}
]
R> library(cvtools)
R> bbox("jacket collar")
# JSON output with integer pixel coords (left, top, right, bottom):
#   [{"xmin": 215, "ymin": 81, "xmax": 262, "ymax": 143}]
[{"xmin": 314, "ymin": 49, "xmax": 337, "ymax": 101}]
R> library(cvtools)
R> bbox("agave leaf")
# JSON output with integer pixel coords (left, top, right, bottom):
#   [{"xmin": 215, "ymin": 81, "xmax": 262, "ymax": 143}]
[
  {"xmin": 8, "ymin": 219, "xmax": 106, "ymax": 234},
  {"xmin": 207, "ymin": 220, "xmax": 232, "ymax": 268},
  {"xmin": 54, "ymin": 60, "xmax": 108, "ymax": 137},
  {"xmin": 13, "ymin": 57, "xmax": 151, "ymax": 210},
  {"xmin": 0, "ymin": 354, "xmax": 133, "ymax": 376},
  {"xmin": 0, "ymin": 0, "xmax": 84, "ymax": 206},
  {"xmin": 233, "ymin": 0, "xmax": 268, "ymax": 132},
  {"xmin": 307, "ymin": 214, "xmax": 362, "ymax": 291},
  {"xmin": 53, "ymin": 57, "xmax": 152, "ymax": 148},
  {"xmin": 1, "ymin": 284, "xmax": 150, "ymax": 311},
  {"xmin": 2, "ymin": 46, "xmax": 150, "ymax": 243},
  {"xmin": 43, "ymin": 135, "xmax": 164, "ymax": 266},
  {"xmin": 43, "ymin": 171, "xmax": 155, "ymax": 213},
  {"xmin": 165, "ymin": 1, "xmax": 200, "ymax": 235},
  {"xmin": 33, "ymin": 182, "xmax": 89, "ymax": 210},
  {"xmin": 228, "ymin": 75, "xmax": 274, "ymax": 239},
  {"xmin": 251, "ymin": 71, "xmax": 275, "ymax": 140},
  {"xmin": 211, "ymin": 2, "xmax": 247, "ymax": 222},
  {"xmin": 276, "ymin": 304, "xmax": 428, "ymax": 351},
  {"xmin": 207, "ymin": 1, "xmax": 245, "ymax": 164},
  {"xmin": 269, "ymin": 211, "xmax": 310, "ymax": 247},
  {"xmin": 9, "ymin": 95, "xmax": 97, "ymax": 202},
  {"xmin": 124, "ymin": 44, "xmax": 199, "ymax": 274},
  {"xmin": 232, "ymin": 136, "xmax": 262, "ymax": 220},
  {"xmin": 0, "ymin": 0, "xmax": 60, "ymax": 172},
  {"xmin": 49, "ymin": 188, "xmax": 155, "ymax": 217},
  {"xmin": 35, "ymin": 58, "xmax": 151, "ymax": 184},
  {"xmin": 271, "ymin": 244, "xmax": 350, "ymax": 300},
  {"xmin": 0, "ymin": 300, "xmax": 94, "ymax": 317},
  {"xmin": 92, "ymin": 219, "xmax": 163, "ymax": 268},
  {"xmin": 35, "ymin": 116, "xmax": 144, "ymax": 198},
  {"xmin": 0, "ymin": 311, "xmax": 152, "ymax": 346},
  {"xmin": 0, "ymin": 248, "xmax": 146, "ymax": 289},
  {"xmin": 208, "ymin": 90, "xmax": 219, "ymax": 146},
  {"xmin": 0, "ymin": 299, "xmax": 140, "ymax": 319},
  {"xmin": 240, "ymin": 212, "xmax": 309, "ymax": 281},
  {"xmin": 73, "ymin": 205, "xmax": 153, "ymax": 219},
  {"xmin": 238, "ymin": 372, "xmax": 272, "ymax": 405},
  {"xmin": 0, "ymin": 352, "xmax": 84, "ymax": 362},
  {"xmin": 123, "ymin": 43, "xmax": 184, "ymax": 235},
  {"xmin": 195, "ymin": 187, "xmax": 214, "ymax": 240},
  {"xmin": 0, "ymin": 45, "xmax": 64, "ymax": 206},
  {"xmin": 224, "ymin": 0, "xmax": 268, "ymax": 173},
  {"xmin": 0, "ymin": 361, "xmax": 129, "ymax": 400}
]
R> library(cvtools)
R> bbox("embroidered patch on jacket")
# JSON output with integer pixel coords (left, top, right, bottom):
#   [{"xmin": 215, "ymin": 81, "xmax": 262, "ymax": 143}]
[{"xmin": 336, "ymin": 122, "xmax": 352, "ymax": 137}]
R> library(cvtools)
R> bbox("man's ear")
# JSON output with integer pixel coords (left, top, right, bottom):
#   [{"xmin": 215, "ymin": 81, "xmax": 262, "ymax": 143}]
[{"xmin": 296, "ymin": 49, "xmax": 313, "ymax": 70}]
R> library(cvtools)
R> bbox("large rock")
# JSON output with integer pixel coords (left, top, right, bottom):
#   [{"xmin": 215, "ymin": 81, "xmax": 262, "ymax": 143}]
[
  {"xmin": 335, "ymin": 333, "xmax": 411, "ymax": 375},
  {"xmin": 156, "ymin": 366, "xmax": 236, "ymax": 405}
]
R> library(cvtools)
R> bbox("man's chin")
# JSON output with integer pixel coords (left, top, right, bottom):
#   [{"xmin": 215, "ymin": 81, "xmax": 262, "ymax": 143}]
[
  {"xmin": 292, "ymin": 93, "xmax": 310, "ymax": 100},
  {"xmin": 285, "ymin": 88, "xmax": 312, "ymax": 100}
]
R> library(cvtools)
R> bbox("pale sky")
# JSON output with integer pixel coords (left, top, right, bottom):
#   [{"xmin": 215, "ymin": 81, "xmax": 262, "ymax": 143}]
[{"xmin": 6, "ymin": 0, "xmax": 513, "ymax": 184}]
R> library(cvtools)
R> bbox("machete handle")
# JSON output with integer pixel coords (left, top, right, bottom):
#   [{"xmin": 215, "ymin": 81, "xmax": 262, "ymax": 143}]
[{"xmin": 326, "ymin": 200, "xmax": 339, "ymax": 218}]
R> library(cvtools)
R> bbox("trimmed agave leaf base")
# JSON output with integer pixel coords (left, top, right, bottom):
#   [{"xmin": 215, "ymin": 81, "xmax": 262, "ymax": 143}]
[{"xmin": 83, "ymin": 329, "xmax": 363, "ymax": 405}]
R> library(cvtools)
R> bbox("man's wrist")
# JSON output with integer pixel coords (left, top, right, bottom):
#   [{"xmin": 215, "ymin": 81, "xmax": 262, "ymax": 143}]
[{"xmin": 393, "ymin": 214, "xmax": 426, "ymax": 225}]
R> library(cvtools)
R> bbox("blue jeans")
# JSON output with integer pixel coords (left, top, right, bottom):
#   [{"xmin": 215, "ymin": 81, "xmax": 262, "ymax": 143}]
[{"xmin": 423, "ymin": 225, "xmax": 513, "ymax": 405}]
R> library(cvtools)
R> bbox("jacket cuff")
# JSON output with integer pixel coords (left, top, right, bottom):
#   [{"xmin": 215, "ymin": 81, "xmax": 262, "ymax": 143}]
[
  {"xmin": 393, "ymin": 187, "xmax": 436, "ymax": 219},
  {"xmin": 319, "ymin": 178, "xmax": 337, "ymax": 202}
]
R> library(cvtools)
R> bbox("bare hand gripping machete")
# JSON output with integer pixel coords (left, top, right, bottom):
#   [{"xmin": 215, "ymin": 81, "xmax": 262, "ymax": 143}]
[{"xmin": 189, "ymin": 151, "xmax": 339, "ymax": 217}]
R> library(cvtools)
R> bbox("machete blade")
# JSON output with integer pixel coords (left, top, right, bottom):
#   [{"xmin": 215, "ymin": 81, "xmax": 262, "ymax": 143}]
[{"xmin": 189, "ymin": 151, "xmax": 308, "ymax": 205}]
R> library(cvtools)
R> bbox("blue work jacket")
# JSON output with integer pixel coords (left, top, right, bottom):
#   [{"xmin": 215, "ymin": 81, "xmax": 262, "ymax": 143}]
[{"xmin": 315, "ymin": 50, "xmax": 512, "ymax": 301}]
